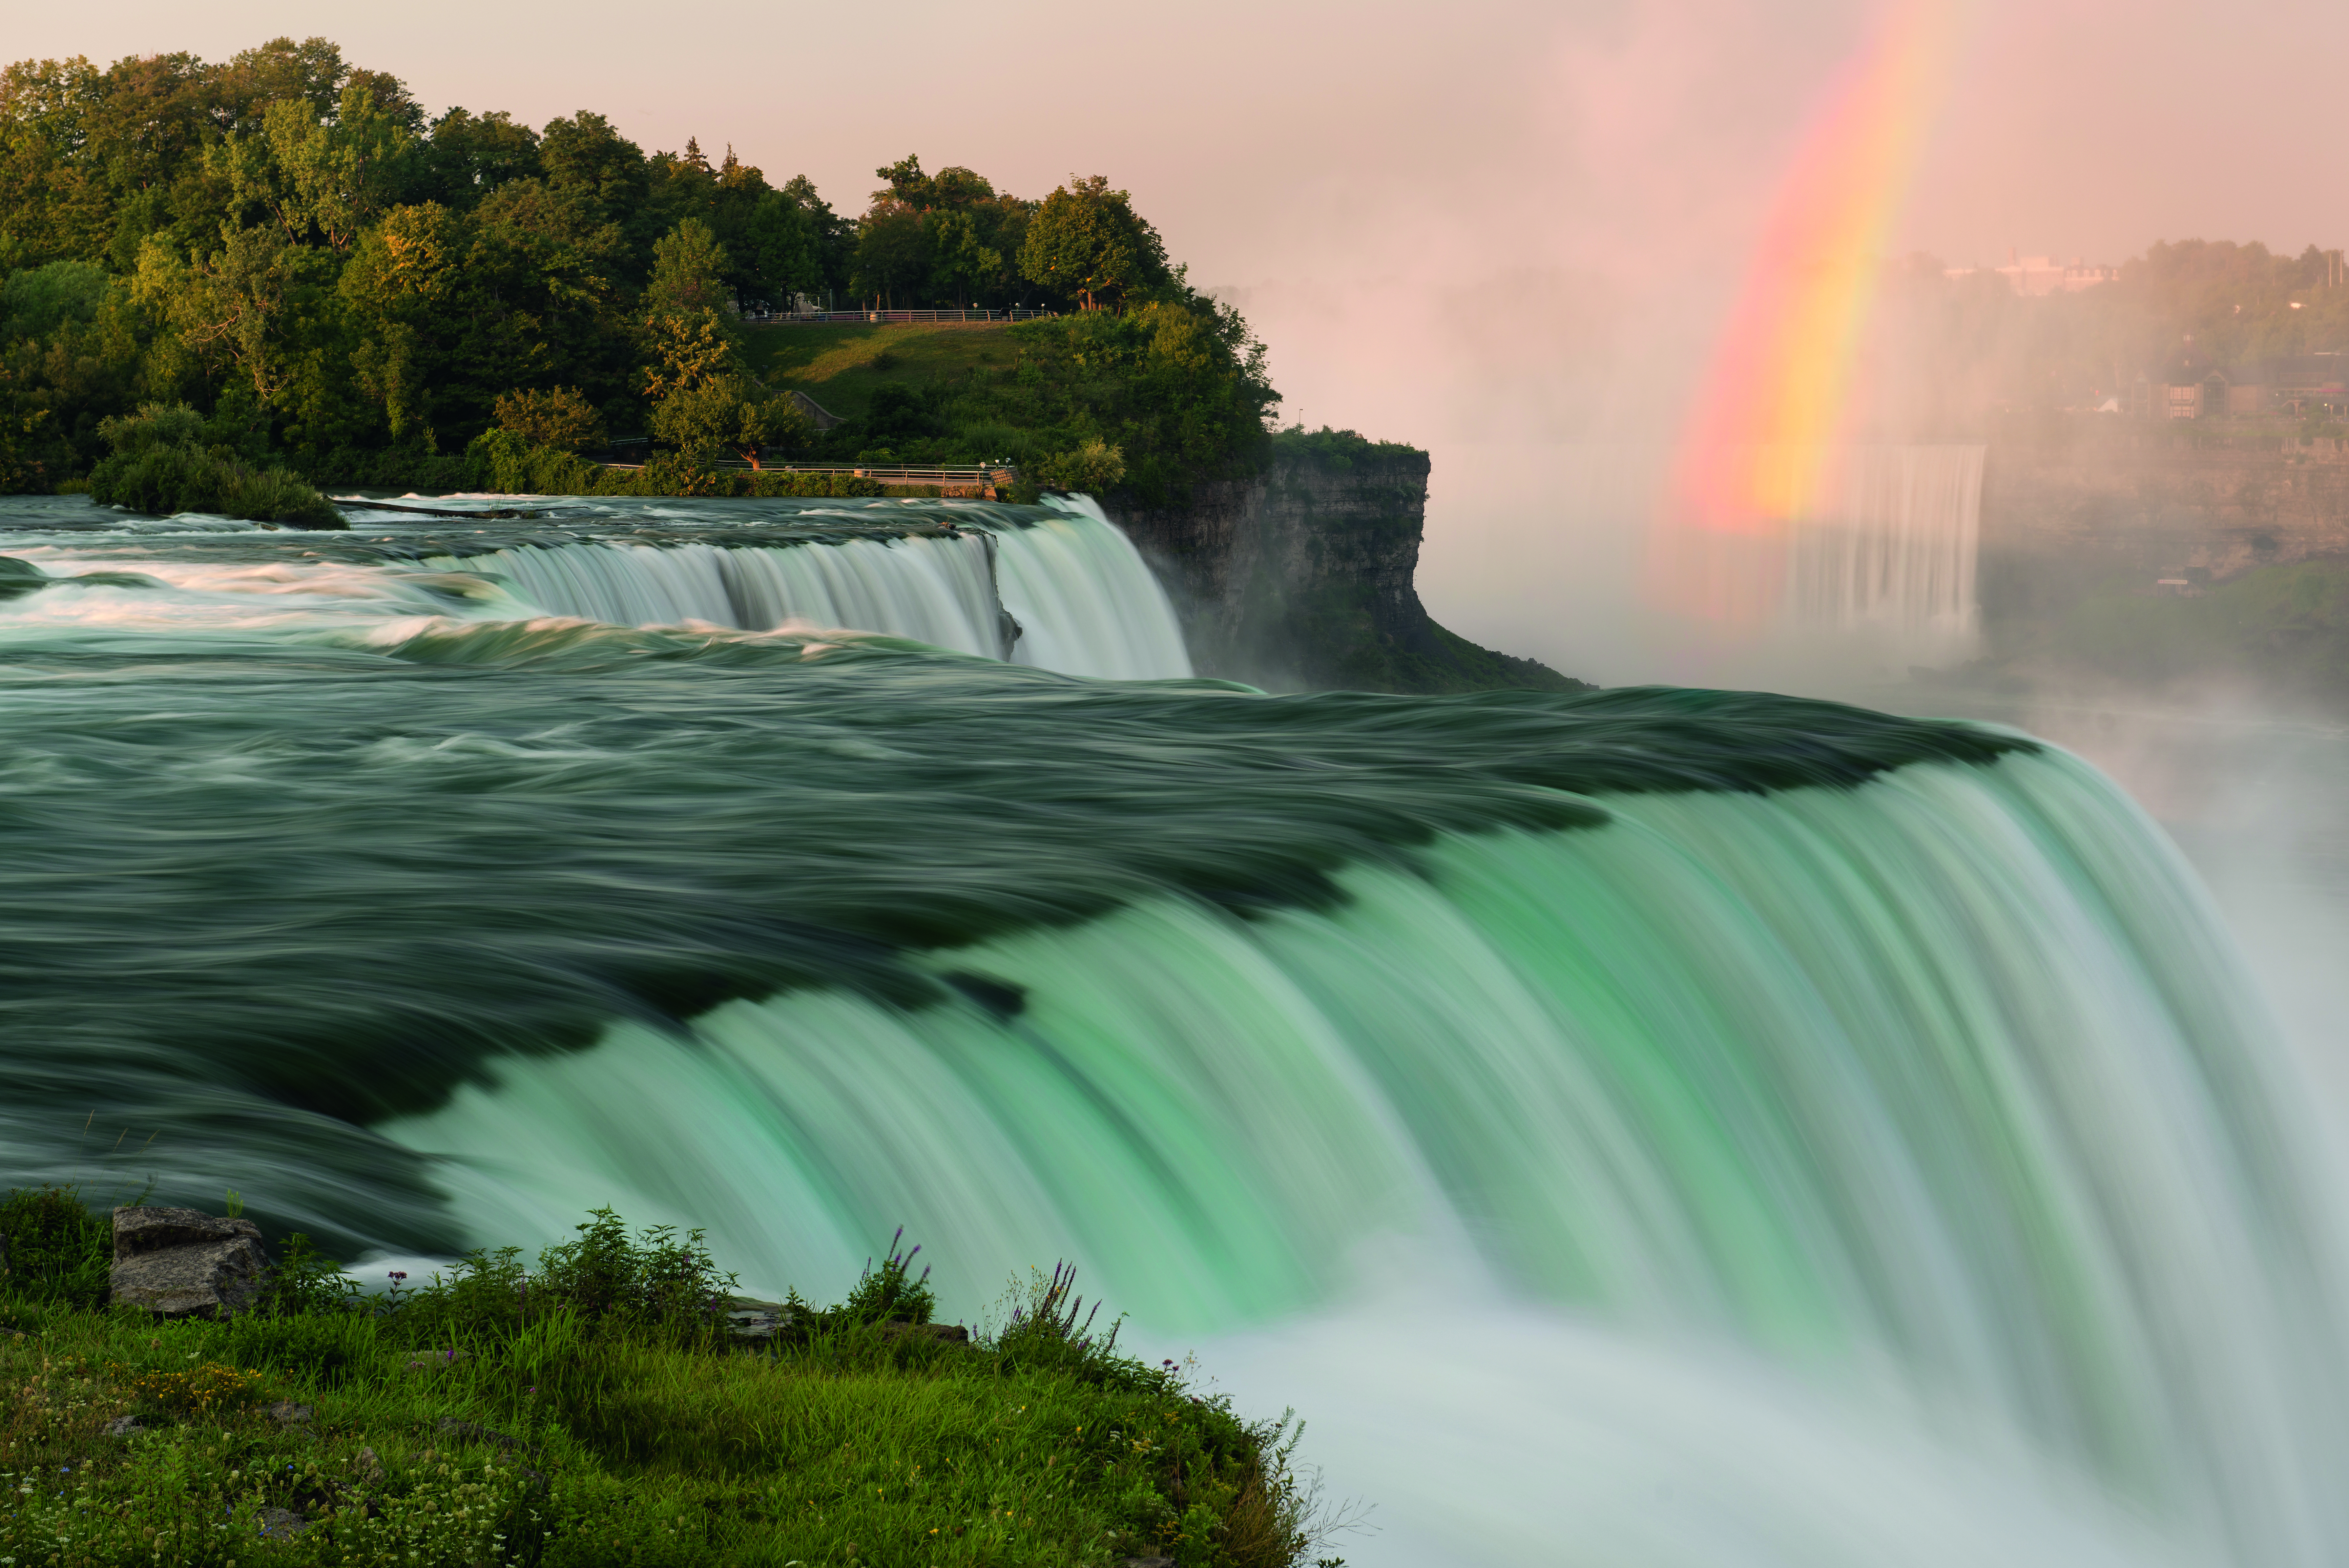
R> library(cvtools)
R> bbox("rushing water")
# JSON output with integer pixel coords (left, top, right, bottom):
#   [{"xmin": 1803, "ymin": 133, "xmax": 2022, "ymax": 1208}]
[{"xmin": 4, "ymin": 491, "xmax": 2343, "ymax": 1568}]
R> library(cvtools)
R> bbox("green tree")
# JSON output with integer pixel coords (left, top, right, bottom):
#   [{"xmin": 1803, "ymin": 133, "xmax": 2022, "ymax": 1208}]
[
  {"xmin": 1019, "ymin": 176, "xmax": 1167, "ymax": 311},
  {"xmin": 494, "ymin": 385, "xmax": 604, "ymax": 450},
  {"xmin": 648, "ymin": 373, "xmax": 809, "ymax": 467},
  {"xmin": 644, "ymin": 217, "xmax": 733, "ymax": 318}
]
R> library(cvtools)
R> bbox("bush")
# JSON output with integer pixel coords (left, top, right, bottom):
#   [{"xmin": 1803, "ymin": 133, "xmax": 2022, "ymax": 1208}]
[
  {"xmin": 494, "ymin": 385, "xmax": 607, "ymax": 452},
  {"xmin": 0, "ymin": 1184, "xmax": 113, "ymax": 1309},
  {"xmin": 0, "ymin": 1209, "xmax": 1335, "ymax": 1568},
  {"xmin": 86, "ymin": 403, "xmax": 343, "ymax": 528}
]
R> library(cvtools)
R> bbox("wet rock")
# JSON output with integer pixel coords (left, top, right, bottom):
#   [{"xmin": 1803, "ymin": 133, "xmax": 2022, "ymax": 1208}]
[
  {"xmin": 725, "ymin": 1301, "xmax": 810, "ymax": 1345},
  {"xmin": 109, "ymin": 1207, "xmax": 267, "ymax": 1320},
  {"xmin": 256, "ymin": 1507, "xmax": 309, "ymax": 1540}
]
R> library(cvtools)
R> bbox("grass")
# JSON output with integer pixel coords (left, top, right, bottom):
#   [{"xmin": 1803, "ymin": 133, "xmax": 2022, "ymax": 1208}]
[
  {"xmin": 0, "ymin": 1195, "xmax": 1333, "ymax": 1568},
  {"xmin": 1993, "ymin": 555, "xmax": 2349, "ymax": 701},
  {"xmin": 743, "ymin": 324, "xmax": 1021, "ymax": 422}
]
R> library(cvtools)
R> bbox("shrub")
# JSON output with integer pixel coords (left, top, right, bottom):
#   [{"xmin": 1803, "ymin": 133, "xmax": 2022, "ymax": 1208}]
[
  {"xmin": 0, "ymin": 1184, "xmax": 112, "ymax": 1309},
  {"xmin": 86, "ymin": 403, "xmax": 343, "ymax": 528}
]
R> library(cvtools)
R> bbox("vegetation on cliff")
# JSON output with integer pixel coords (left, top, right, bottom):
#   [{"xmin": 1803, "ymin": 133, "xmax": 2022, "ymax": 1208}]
[
  {"xmin": 0, "ymin": 1187, "xmax": 1337, "ymax": 1567},
  {"xmin": 0, "ymin": 38, "xmax": 1273, "ymax": 501}
]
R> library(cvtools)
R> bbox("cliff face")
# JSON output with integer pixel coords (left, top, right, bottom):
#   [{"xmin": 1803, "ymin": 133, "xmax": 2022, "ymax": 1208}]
[
  {"xmin": 1108, "ymin": 448, "xmax": 1583, "ymax": 693},
  {"xmin": 1982, "ymin": 436, "xmax": 2349, "ymax": 582}
]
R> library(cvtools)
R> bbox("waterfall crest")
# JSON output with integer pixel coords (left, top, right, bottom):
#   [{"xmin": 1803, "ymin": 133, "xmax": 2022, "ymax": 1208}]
[
  {"xmin": 436, "ymin": 500, "xmax": 1192, "ymax": 679},
  {"xmin": 382, "ymin": 745, "xmax": 2347, "ymax": 1568}
]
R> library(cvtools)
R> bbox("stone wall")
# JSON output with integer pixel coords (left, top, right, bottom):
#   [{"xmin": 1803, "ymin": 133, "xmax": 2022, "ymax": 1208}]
[{"xmin": 1982, "ymin": 436, "xmax": 2349, "ymax": 584}]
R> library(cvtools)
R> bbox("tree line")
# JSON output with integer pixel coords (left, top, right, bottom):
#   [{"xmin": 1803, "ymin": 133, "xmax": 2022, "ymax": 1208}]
[
  {"xmin": 0, "ymin": 36, "xmax": 1265, "ymax": 496},
  {"xmin": 1864, "ymin": 239, "xmax": 2349, "ymax": 435}
]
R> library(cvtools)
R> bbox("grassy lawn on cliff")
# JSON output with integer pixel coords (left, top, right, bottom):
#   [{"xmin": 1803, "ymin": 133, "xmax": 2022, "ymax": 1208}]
[
  {"xmin": 744, "ymin": 323, "xmax": 1022, "ymax": 423},
  {"xmin": 0, "ymin": 1193, "xmax": 1328, "ymax": 1568}
]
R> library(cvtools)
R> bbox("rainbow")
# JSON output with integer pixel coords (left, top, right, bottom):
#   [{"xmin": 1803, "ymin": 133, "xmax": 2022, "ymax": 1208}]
[{"xmin": 1651, "ymin": 0, "xmax": 1961, "ymax": 627}]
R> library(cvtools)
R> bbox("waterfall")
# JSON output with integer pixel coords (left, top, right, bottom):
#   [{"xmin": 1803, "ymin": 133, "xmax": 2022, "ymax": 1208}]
[
  {"xmin": 433, "ymin": 499, "xmax": 1192, "ymax": 679},
  {"xmin": 374, "ymin": 745, "xmax": 2347, "ymax": 1567},
  {"xmin": 6, "ymin": 489, "xmax": 2346, "ymax": 1568},
  {"xmin": 1788, "ymin": 444, "xmax": 1984, "ymax": 657}
]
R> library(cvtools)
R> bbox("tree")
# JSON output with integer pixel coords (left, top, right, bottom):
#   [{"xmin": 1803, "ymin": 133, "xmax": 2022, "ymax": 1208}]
[
  {"xmin": 648, "ymin": 373, "xmax": 808, "ymax": 467},
  {"xmin": 493, "ymin": 386, "xmax": 603, "ymax": 450},
  {"xmin": 851, "ymin": 206, "xmax": 925, "ymax": 309},
  {"xmin": 928, "ymin": 211, "xmax": 1001, "ymax": 308},
  {"xmin": 644, "ymin": 217, "xmax": 733, "ymax": 317},
  {"xmin": 1019, "ymin": 176, "xmax": 1167, "ymax": 311}
]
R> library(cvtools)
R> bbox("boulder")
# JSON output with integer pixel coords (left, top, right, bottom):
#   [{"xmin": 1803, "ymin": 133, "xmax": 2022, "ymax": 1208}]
[
  {"xmin": 109, "ymin": 1206, "xmax": 267, "ymax": 1320},
  {"xmin": 256, "ymin": 1508, "xmax": 309, "ymax": 1540},
  {"xmin": 725, "ymin": 1301, "xmax": 810, "ymax": 1346}
]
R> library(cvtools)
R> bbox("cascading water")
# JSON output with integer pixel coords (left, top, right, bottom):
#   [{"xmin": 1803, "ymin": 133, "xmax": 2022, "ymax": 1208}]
[
  {"xmin": 4, "ymin": 490, "xmax": 2343, "ymax": 1568},
  {"xmin": 1787, "ymin": 443, "xmax": 1984, "ymax": 656}
]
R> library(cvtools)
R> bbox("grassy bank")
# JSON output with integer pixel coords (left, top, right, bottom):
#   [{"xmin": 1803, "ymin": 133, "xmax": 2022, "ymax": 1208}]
[
  {"xmin": 1977, "ymin": 554, "xmax": 2349, "ymax": 703},
  {"xmin": 744, "ymin": 322, "xmax": 1018, "ymax": 423},
  {"xmin": 0, "ymin": 1193, "xmax": 1331, "ymax": 1568}
]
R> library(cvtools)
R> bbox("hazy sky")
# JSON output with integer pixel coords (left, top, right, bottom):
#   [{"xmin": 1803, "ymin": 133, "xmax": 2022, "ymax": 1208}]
[
  {"xmin": 12, "ymin": 0, "xmax": 2343, "ymax": 443},
  {"xmin": 12, "ymin": 0, "xmax": 2344, "ymax": 677}
]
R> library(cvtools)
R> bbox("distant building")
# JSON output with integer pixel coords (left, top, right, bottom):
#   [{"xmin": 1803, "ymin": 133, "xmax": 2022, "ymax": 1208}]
[
  {"xmin": 1945, "ymin": 251, "xmax": 2120, "ymax": 296},
  {"xmin": 2155, "ymin": 355, "xmax": 2349, "ymax": 420}
]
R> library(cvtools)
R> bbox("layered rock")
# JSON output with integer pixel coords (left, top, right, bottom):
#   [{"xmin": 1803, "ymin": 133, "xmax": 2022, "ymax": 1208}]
[
  {"xmin": 110, "ymin": 1205, "xmax": 268, "ymax": 1319},
  {"xmin": 1108, "ymin": 445, "xmax": 1584, "ymax": 693}
]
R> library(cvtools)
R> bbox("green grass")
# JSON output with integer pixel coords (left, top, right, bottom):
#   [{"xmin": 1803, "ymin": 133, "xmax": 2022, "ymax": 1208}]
[
  {"xmin": 2010, "ymin": 556, "xmax": 2349, "ymax": 700},
  {"xmin": 0, "ymin": 1197, "xmax": 1328, "ymax": 1568},
  {"xmin": 744, "ymin": 323, "xmax": 1023, "ymax": 422}
]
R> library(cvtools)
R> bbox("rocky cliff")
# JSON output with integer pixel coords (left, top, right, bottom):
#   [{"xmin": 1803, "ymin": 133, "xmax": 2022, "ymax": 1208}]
[
  {"xmin": 1982, "ymin": 431, "xmax": 2349, "ymax": 583},
  {"xmin": 1107, "ymin": 438, "xmax": 1585, "ymax": 693}
]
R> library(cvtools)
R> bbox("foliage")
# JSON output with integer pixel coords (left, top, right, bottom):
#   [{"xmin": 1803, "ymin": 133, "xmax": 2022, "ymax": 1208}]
[
  {"xmin": 1020, "ymin": 175, "xmax": 1170, "ymax": 311},
  {"xmin": 0, "ymin": 1183, "xmax": 113, "ymax": 1308},
  {"xmin": 493, "ymin": 384, "xmax": 604, "ymax": 451},
  {"xmin": 2011, "ymin": 557, "xmax": 2349, "ymax": 704},
  {"xmin": 0, "ymin": 37, "xmax": 1272, "ymax": 495},
  {"xmin": 86, "ymin": 402, "xmax": 342, "ymax": 526},
  {"xmin": 0, "ymin": 1206, "xmax": 1329, "ymax": 1568},
  {"xmin": 1267, "ymin": 424, "xmax": 1425, "ymax": 472}
]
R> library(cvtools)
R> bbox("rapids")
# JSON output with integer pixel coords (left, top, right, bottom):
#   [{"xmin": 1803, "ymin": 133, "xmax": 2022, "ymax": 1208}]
[{"xmin": 4, "ymin": 491, "xmax": 2342, "ymax": 1568}]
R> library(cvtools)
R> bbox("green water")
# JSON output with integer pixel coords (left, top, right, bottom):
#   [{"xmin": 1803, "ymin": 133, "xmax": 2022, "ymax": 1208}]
[{"xmin": 5, "ymin": 494, "xmax": 2345, "ymax": 1567}]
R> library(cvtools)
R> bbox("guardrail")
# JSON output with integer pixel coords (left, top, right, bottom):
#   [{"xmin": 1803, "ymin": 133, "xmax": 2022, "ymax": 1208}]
[
  {"xmin": 740, "ymin": 308, "xmax": 1055, "ymax": 326},
  {"xmin": 602, "ymin": 460, "xmax": 1019, "ymax": 492}
]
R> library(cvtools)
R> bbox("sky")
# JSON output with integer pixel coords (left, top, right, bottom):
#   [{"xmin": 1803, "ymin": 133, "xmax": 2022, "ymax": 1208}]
[
  {"xmin": 12, "ymin": 0, "xmax": 2343, "ymax": 443},
  {"xmin": 11, "ymin": 0, "xmax": 2345, "ymax": 676}
]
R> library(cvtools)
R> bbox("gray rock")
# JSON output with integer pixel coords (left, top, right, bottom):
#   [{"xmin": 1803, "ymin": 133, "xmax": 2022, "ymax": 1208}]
[
  {"xmin": 269, "ymin": 1400, "xmax": 313, "ymax": 1427},
  {"xmin": 112, "ymin": 1206, "xmax": 262, "ymax": 1260},
  {"xmin": 109, "ymin": 1206, "xmax": 268, "ymax": 1319},
  {"xmin": 1120, "ymin": 1558, "xmax": 1176, "ymax": 1568},
  {"xmin": 256, "ymin": 1507, "xmax": 308, "ymax": 1540},
  {"xmin": 725, "ymin": 1301, "xmax": 809, "ymax": 1345},
  {"xmin": 104, "ymin": 1414, "xmax": 142, "ymax": 1438}
]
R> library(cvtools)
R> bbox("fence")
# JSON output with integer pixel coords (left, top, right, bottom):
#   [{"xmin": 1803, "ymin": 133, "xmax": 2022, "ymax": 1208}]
[
  {"xmin": 603, "ymin": 460, "xmax": 1019, "ymax": 493},
  {"xmin": 739, "ymin": 308, "xmax": 1056, "ymax": 326}
]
